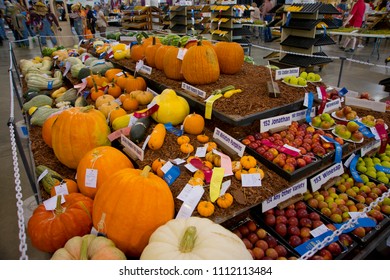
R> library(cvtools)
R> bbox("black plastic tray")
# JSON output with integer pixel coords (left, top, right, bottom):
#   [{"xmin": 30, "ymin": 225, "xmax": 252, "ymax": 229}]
[
  {"xmin": 318, "ymin": 142, "xmax": 350, "ymax": 167},
  {"xmin": 314, "ymin": 34, "xmax": 336, "ymax": 46},
  {"xmin": 280, "ymin": 35, "xmax": 317, "ymax": 49},
  {"xmin": 282, "ymin": 19, "xmax": 320, "ymax": 30},
  {"xmin": 244, "ymin": 142, "xmax": 323, "ymax": 182},
  {"xmin": 250, "ymin": 205, "xmax": 357, "ymax": 260},
  {"xmin": 228, "ymin": 215, "xmax": 300, "ymax": 259},
  {"xmin": 319, "ymin": 4, "xmax": 342, "ymax": 15},
  {"xmin": 280, "ymin": 52, "xmax": 333, "ymax": 68}
]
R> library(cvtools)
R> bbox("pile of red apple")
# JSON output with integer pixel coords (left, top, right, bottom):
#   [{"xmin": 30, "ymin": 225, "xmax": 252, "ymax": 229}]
[
  {"xmin": 334, "ymin": 106, "xmax": 358, "ymax": 121},
  {"xmin": 232, "ymin": 219, "xmax": 297, "ymax": 260},
  {"xmin": 262, "ymin": 201, "xmax": 352, "ymax": 260},
  {"xmin": 241, "ymin": 122, "xmax": 344, "ymax": 173},
  {"xmin": 326, "ymin": 88, "xmax": 341, "ymax": 100}
]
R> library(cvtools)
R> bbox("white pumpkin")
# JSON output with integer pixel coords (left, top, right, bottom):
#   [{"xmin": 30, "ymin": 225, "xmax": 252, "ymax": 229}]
[
  {"xmin": 140, "ymin": 217, "xmax": 252, "ymax": 260},
  {"xmin": 51, "ymin": 234, "xmax": 126, "ymax": 260}
]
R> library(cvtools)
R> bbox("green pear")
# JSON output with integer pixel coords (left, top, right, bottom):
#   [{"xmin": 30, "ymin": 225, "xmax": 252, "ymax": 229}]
[
  {"xmin": 300, "ymin": 72, "xmax": 308, "ymax": 79},
  {"xmin": 377, "ymin": 176, "xmax": 389, "ymax": 184}
]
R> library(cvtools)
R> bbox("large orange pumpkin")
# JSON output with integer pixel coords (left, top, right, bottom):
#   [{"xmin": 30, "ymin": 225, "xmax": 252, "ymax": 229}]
[
  {"xmin": 27, "ymin": 193, "xmax": 93, "ymax": 253},
  {"xmin": 144, "ymin": 37, "xmax": 162, "ymax": 68},
  {"xmin": 51, "ymin": 106, "xmax": 111, "ymax": 169},
  {"xmin": 41, "ymin": 112, "xmax": 60, "ymax": 148},
  {"xmin": 214, "ymin": 42, "xmax": 244, "ymax": 75},
  {"xmin": 183, "ymin": 113, "xmax": 205, "ymax": 135},
  {"xmin": 163, "ymin": 46, "xmax": 184, "ymax": 81},
  {"xmin": 185, "ymin": 39, "xmax": 213, "ymax": 49},
  {"xmin": 154, "ymin": 45, "xmax": 173, "ymax": 71},
  {"xmin": 181, "ymin": 40, "xmax": 220, "ymax": 85},
  {"xmin": 77, "ymin": 146, "xmax": 134, "ymax": 199},
  {"xmin": 130, "ymin": 43, "xmax": 145, "ymax": 62},
  {"xmin": 116, "ymin": 72, "xmax": 133, "ymax": 90},
  {"xmin": 92, "ymin": 166, "xmax": 175, "ymax": 257}
]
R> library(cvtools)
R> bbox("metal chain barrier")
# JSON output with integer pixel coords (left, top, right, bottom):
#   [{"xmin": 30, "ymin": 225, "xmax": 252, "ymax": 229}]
[
  {"xmin": 300, "ymin": 190, "xmax": 390, "ymax": 260},
  {"xmin": 8, "ymin": 43, "xmax": 28, "ymax": 260}
]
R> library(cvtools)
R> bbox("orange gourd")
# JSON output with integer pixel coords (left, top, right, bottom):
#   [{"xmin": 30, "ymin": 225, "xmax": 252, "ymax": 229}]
[
  {"xmin": 177, "ymin": 135, "xmax": 190, "ymax": 145},
  {"xmin": 105, "ymin": 68, "xmax": 124, "ymax": 82},
  {"xmin": 27, "ymin": 193, "xmax": 93, "ymax": 253},
  {"xmin": 51, "ymin": 106, "xmax": 111, "ymax": 169},
  {"xmin": 77, "ymin": 146, "xmax": 133, "ymax": 198},
  {"xmin": 130, "ymin": 43, "xmax": 145, "ymax": 62},
  {"xmin": 216, "ymin": 193, "xmax": 233, "ymax": 209},
  {"xmin": 163, "ymin": 46, "xmax": 184, "ymax": 80},
  {"xmin": 42, "ymin": 113, "xmax": 60, "ymax": 148},
  {"xmin": 98, "ymin": 101, "xmax": 120, "ymax": 118},
  {"xmin": 95, "ymin": 94, "xmax": 115, "ymax": 109},
  {"xmin": 116, "ymin": 72, "xmax": 132, "ymax": 90},
  {"xmin": 183, "ymin": 113, "xmax": 205, "ymax": 135},
  {"xmin": 148, "ymin": 123, "xmax": 166, "ymax": 150},
  {"xmin": 180, "ymin": 143, "xmax": 194, "ymax": 154},
  {"xmin": 197, "ymin": 201, "xmax": 214, "ymax": 217},
  {"xmin": 185, "ymin": 39, "xmax": 213, "ymax": 49},
  {"xmin": 196, "ymin": 134, "xmax": 209, "ymax": 143},
  {"xmin": 122, "ymin": 96, "xmax": 139, "ymax": 111},
  {"xmin": 144, "ymin": 37, "xmax": 162, "ymax": 68},
  {"xmin": 152, "ymin": 158, "xmax": 166, "ymax": 177},
  {"xmin": 155, "ymin": 45, "xmax": 173, "ymax": 70},
  {"xmin": 181, "ymin": 40, "xmax": 220, "ymax": 85},
  {"xmin": 213, "ymin": 42, "xmax": 244, "ymax": 75},
  {"xmin": 107, "ymin": 82, "xmax": 122, "ymax": 98},
  {"xmin": 109, "ymin": 107, "xmax": 127, "ymax": 124},
  {"xmin": 124, "ymin": 75, "xmax": 147, "ymax": 94},
  {"xmin": 92, "ymin": 166, "xmax": 175, "ymax": 257}
]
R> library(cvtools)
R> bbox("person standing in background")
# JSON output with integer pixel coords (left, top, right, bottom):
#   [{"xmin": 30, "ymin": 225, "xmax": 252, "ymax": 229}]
[
  {"xmin": 94, "ymin": 5, "xmax": 108, "ymax": 37},
  {"xmin": 0, "ymin": 10, "xmax": 8, "ymax": 41},
  {"xmin": 68, "ymin": 3, "xmax": 84, "ymax": 41},
  {"xmin": 261, "ymin": 0, "xmax": 275, "ymax": 42},
  {"xmin": 249, "ymin": 2, "xmax": 261, "ymax": 38},
  {"xmin": 85, "ymin": 5, "xmax": 96, "ymax": 36},
  {"xmin": 340, "ymin": 0, "xmax": 366, "ymax": 53}
]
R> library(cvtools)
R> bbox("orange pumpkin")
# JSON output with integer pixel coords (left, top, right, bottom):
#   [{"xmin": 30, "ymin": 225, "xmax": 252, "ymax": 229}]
[
  {"xmin": 151, "ymin": 158, "xmax": 166, "ymax": 177},
  {"xmin": 107, "ymin": 82, "xmax": 122, "ymax": 98},
  {"xmin": 185, "ymin": 39, "xmax": 213, "ymax": 49},
  {"xmin": 144, "ymin": 37, "xmax": 162, "ymax": 68},
  {"xmin": 92, "ymin": 166, "xmax": 175, "ymax": 257},
  {"xmin": 142, "ymin": 36, "xmax": 161, "ymax": 48},
  {"xmin": 130, "ymin": 43, "xmax": 145, "ymax": 62},
  {"xmin": 181, "ymin": 40, "xmax": 220, "ymax": 85},
  {"xmin": 90, "ymin": 87, "xmax": 105, "ymax": 101},
  {"xmin": 163, "ymin": 46, "xmax": 184, "ymax": 81},
  {"xmin": 27, "ymin": 193, "xmax": 93, "ymax": 253},
  {"xmin": 51, "ymin": 106, "xmax": 111, "ymax": 169},
  {"xmin": 122, "ymin": 96, "xmax": 139, "ymax": 111},
  {"xmin": 214, "ymin": 42, "xmax": 244, "ymax": 75},
  {"xmin": 109, "ymin": 107, "xmax": 127, "ymax": 124},
  {"xmin": 116, "ymin": 72, "xmax": 133, "ymax": 90},
  {"xmin": 42, "ymin": 113, "xmax": 60, "ymax": 148},
  {"xmin": 105, "ymin": 68, "xmax": 124, "ymax": 82},
  {"xmin": 183, "ymin": 113, "xmax": 205, "ymax": 135},
  {"xmin": 98, "ymin": 101, "xmax": 120, "ymax": 118},
  {"xmin": 196, "ymin": 134, "xmax": 209, "ymax": 143},
  {"xmin": 155, "ymin": 45, "xmax": 174, "ymax": 71},
  {"xmin": 86, "ymin": 74, "xmax": 108, "ymax": 88},
  {"xmin": 180, "ymin": 143, "xmax": 194, "ymax": 154},
  {"xmin": 124, "ymin": 75, "xmax": 147, "ymax": 94},
  {"xmin": 77, "ymin": 146, "xmax": 133, "ymax": 198},
  {"xmin": 50, "ymin": 179, "xmax": 79, "ymax": 197},
  {"xmin": 95, "ymin": 94, "xmax": 115, "ymax": 109}
]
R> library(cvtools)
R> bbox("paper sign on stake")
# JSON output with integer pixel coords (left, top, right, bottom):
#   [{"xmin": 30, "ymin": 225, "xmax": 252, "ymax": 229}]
[
  {"xmin": 177, "ymin": 184, "xmax": 194, "ymax": 201},
  {"xmin": 176, "ymin": 186, "xmax": 204, "ymax": 219},
  {"xmin": 43, "ymin": 195, "xmax": 65, "ymax": 211},
  {"xmin": 213, "ymin": 127, "xmax": 245, "ymax": 157},
  {"xmin": 310, "ymin": 162, "xmax": 344, "ymax": 191},
  {"xmin": 220, "ymin": 180, "xmax": 231, "ymax": 197}
]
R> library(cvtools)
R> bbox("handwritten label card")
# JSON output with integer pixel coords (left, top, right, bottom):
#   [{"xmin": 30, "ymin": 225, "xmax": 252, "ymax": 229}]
[
  {"xmin": 241, "ymin": 173, "xmax": 262, "ymax": 187},
  {"xmin": 176, "ymin": 186, "xmax": 204, "ymax": 219},
  {"xmin": 85, "ymin": 169, "xmax": 98, "ymax": 188},
  {"xmin": 181, "ymin": 82, "xmax": 206, "ymax": 99}
]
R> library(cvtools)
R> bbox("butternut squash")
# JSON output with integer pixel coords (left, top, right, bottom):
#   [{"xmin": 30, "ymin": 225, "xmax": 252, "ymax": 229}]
[{"xmin": 148, "ymin": 124, "xmax": 166, "ymax": 150}]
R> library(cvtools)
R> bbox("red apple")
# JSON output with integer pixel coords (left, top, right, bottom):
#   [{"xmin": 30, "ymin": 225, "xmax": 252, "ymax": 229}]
[
  {"xmin": 265, "ymin": 248, "xmax": 279, "ymax": 260},
  {"xmin": 327, "ymin": 242, "xmax": 342, "ymax": 257},
  {"xmin": 318, "ymin": 249, "xmax": 333, "ymax": 260},
  {"xmin": 288, "ymin": 217, "xmax": 299, "ymax": 227},
  {"xmin": 276, "ymin": 215, "xmax": 288, "ymax": 224},
  {"xmin": 274, "ymin": 245, "xmax": 288, "ymax": 258},
  {"xmin": 246, "ymin": 135, "xmax": 255, "ymax": 142},
  {"xmin": 300, "ymin": 227, "xmax": 311, "ymax": 239},
  {"xmin": 339, "ymin": 234, "xmax": 353, "ymax": 247},
  {"xmin": 275, "ymin": 209, "xmax": 285, "ymax": 216},
  {"xmin": 283, "ymin": 163, "xmax": 296, "ymax": 173},
  {"xmin": 263, "ymin": 151, "xmax": 275, "ymax": 161},
  {"xmin": 242, "ymin": 238, "xmax": 253, "ymax": 249},
  {"xmin": 248, "ymin": 142, "xmax": 259, "ymax": 149},
  {"xmin": 264, "ymin": 235, "xmax": 278, "ymax": 248},
  {"xmin": 288, "ymin": 235, "xmax": 302, "ymax": 247},
  {"xmin": 288, "ymin": 226, "xmax": 301, "ymax": 236},
  {"xmin": 264, "ymin": 214, "xmax": 276, "ymax": 227},
  {"xmin": 299, "ymin": 218, "xmax": 313, "ymax": 228},
  {"xmin": 352, "ymin": 227, "xmax": 366, "ymax": 238},
  {"xmin": 255, "ymin": 240, "xmax": 269, "ymax": 251},
  {"xmin": 312, "ymin": 220, "xmax": 324, "ymax": 229},
  {"xmin": 275, "ymin": 223, "xmax": 287, "ymax": 237},
  {"xmin": 246, "ymin": 220, "xmax": 258, "ymax": 232},
  {"xmin": 296, "ymin": 208, "xmax": 309, "ymax": 219},
  {"xmin": 256, "ymin": 228, "xmax": 267, "ymax": 239},
  {"xmin": 295, "ymin": 201, "xmax": 307, "ymax": 210},
  {"xmin": 247, "ymin": 233, "xmax": 259, "ymax": 245},
  {"xmin": 309, "ymin": 212, "xmax": 321, "ymax": 221},
  {"xmin": 285, "ymin": 209, "xmax": 297, "ymax": 218},
  {"xmin": 238, "ymin": 225, "xmax": 250, "ymax": 236},
  {"xmin": 252, "ymin": 247, "xmax": 265, "ymax": 260}
]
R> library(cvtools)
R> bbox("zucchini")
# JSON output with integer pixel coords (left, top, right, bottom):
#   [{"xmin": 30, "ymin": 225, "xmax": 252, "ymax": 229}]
[
  {"xmin": 22, "ymin": 95, "xmax": 53, "ymax": 111},
  {"xmin": 35, "ymin": 165, "xmax": 63, "ymax": 194},
  {"xmin": 130, "ymin": 117, "xmax": 150, "ymax": 144}
]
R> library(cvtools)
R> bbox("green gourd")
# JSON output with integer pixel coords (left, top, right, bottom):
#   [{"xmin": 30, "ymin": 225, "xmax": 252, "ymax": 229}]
[
  {"xmin": 22, "ymin": 95, "xmax": 53, "ymax": 112},
  {"xmin": 35, "ymin": 165, "xmax": 63, "ymax": 194},
  {"xmin": 130, "ymin": 117, "xmax": 151, "ymax": 144}
]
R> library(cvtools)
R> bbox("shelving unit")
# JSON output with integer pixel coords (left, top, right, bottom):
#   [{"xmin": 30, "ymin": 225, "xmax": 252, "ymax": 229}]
[
  {"xmin": 168, "ymin": 5, "xmax": 211, "ymax": 36},
  {"xmin": 268, "ymin": 3, "xmax": 340, "ymax": 70},
  {"xmin": 169, "ymin": 6, "xmax": 188, "ymax": 34},
  {"xmin": 121, "ymin": 6, "xmax": 153, "ymax": 30}
]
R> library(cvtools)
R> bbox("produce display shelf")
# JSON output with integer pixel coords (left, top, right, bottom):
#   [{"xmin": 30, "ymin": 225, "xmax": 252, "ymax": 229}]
[
  {"xmin": 280, "ymin": 35, "xmax": 317, "ymax": 49},
  {"xmin": 233, "ymin": 28, "xmax": 253, "ymax": 37},
  {"xmin": 319, "ymin": 4, "xmax": 342, "ymax": 15},
  {"xmin": 282, "ymin": 19, "xmax": 320, "ymax": 30},
  {"xmin": 280, "ymin": 52, "xmax": 333, "ymax": 68},
  {"xmin": 314, "ymin": 34, "xmax": 336, "ymax": 46},
  {"xmin": 288, "ymin": 3, "xmax": 322, "ymax": 14}
]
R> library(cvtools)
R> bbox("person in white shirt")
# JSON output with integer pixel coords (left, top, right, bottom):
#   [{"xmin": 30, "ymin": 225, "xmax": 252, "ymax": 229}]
[
  {"xmin": 94, "ymin": 4, "xmax": 108, "ymax": 37},
  {"xmin": 250, "ymin": 2, "xmax": 261, "ymax": 38}
]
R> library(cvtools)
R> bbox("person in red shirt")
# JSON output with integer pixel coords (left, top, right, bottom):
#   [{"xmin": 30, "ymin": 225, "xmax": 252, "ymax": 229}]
[{"xmin": 340, "ymin": 0, "xmax": 366, "ymax": 52}]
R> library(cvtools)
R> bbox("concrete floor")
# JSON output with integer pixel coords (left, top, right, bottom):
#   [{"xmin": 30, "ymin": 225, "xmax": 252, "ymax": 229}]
[{"xmin": 0, "ymin": 27, "xmax": 389, "ymax": 260}]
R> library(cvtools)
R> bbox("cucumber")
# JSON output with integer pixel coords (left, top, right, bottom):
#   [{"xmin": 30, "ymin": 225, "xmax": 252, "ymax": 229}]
[{"xmin": 130, "ymin": 117, "xmax": 150, "ymax": 144}]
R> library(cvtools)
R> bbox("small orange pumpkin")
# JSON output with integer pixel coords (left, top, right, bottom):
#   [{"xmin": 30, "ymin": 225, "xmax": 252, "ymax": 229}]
[
  {"xmin": 109, "ymin": 107, "xmax": 127, "ymax": 124},
  {"xmin": 124, "ymin": 75, "xmax": 147, "ymax": 94},
  {"xmin": 193, "ymin": 170, "xmax": 205, "ymax": 181},
  {"xmin": 203, "ymin": 160, "xmax": 213, "ymax": 169},
  {"xmin": 107, "ymin": 82, "xmax": 122, "ymax": 98},
  {"xmin": 152, "ymin": 158, "xmax": 166, "ymax": 178},
  {"xmin": 197, "ymin": 201, "xmax": 214, "ymax": 217},
  {"xmin": 216, "ymin": 193, "xmax": 234, "ymax": 209},
  {"xmin": 105, "ymin": 68, "xmax": 124, "ymax": 82},
  {"xmin": 206, "ymin": 142, "xmax": 218, "ymax": 152},
  {"xmin": 122, "ymin": 96, "xmax": 139, "ymax": 111},
  {"xmin": 95, "ymin": 94, "xmax": 115, "ymax": 109},
  {"xmin": 248, "ymin": 166, "xmax": 265, "ymax": 179},
  {"xmin": 188, "ymin": 177, "xmax": 204, "ymax": 186},
  {"xmin": 183, "ymin": 113, "xmax": 205, "ymax": 135},
  {"xmin": 177, "ymin": 135, "xmax": 190, "ymax": 145},
  {"xmin": 235, "ymin": 169, "xmax": 248, "ymax": 181},
  {"xmin": 197, "ymin": 134, "xmax": 209, "ymax": 143},
  {"xmin": 180, "ymin": 143, "xmax": 194, "ymax": 154},
  {"xmin": 240, "ymin": 156, "xmax": 257, "ymax": 169}
]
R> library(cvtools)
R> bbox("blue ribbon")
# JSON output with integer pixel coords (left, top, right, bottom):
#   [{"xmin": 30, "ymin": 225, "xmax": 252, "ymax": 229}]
[
  {"xmin": 163, "ymin": 165, "xmax": 181, "ymax": 186},
  {"xmin": 285, "ymin": 12, "xmax": 292, "ymax": 27},
  {"xmin": 354, "ymin": 120, "xmax": 376, "ymax": 138},
  {"xmin": 305, "ymin": 92, "xmax": 314, "ymax": 123},
  {"xmin": 334, "ymin": 218, "xmax": 377, "ymax": 233},
  {"xmin": 323, "ymin": 25, "xmax": 327, "ymax": 37},
  {"xmin": 99, "ymin": 52, "xmax": 106, "ymax": 59},
  {"xmin": 374, "ymin": 164, "xmax": 390, "ymax": 174},
  {"xmin": 322, "ymin": 136, "xmax": 342, "ymax": 163},
  {"xmin": 47, "ymin": 80, "xmax": 53, "ymax": 90},
  {"xmin": 295, "ymin": 230, "xmax": 337, "ymax": 255},
  {"xmin": 350, "ymin": 154, "xmax": 364, "ymax": 183},
  {"xmin": 164, "ymin": 122, "xmax": 183, "ymax": 136},
  {"xmin": 338, "ymin": 87, "xmax": 348, "ymax": 96}
]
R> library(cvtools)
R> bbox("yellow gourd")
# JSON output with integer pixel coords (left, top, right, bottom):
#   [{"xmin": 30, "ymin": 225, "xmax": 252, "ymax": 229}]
[
  {"xmin": 148, "ymin": 124, "xmax": 167, "ymax": 150},
  {"xmin": 151, "ymin": 89, "xmax": 190, "ymax": 125}
]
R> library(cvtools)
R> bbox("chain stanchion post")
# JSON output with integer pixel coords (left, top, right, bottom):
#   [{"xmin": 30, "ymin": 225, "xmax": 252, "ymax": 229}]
[
  {"xmin": 10, "ymin": 43, "xmax": 22, "ymax": 86},
  {"xmin": 337, "ymin": 56, "xmax": 346, "ymax": 87},
  {"xmin": 37, "ymin": 34, "xmax": 42, "ymax": 54}
]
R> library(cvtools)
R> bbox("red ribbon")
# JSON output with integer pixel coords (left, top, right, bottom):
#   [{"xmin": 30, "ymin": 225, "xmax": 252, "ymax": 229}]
[
  {"xmin": 317, "ymin": 86, "xmax": 327, "ymax": 115},
  {"xmin": 261, "ymin": 139, "xmax": 300, "ymax": 157},
  {"xmin": 375, "ymin": 123, "xmax": 388, "ymax": 154},
  {"xmin": 133, "ymin": 104, "xmax": 159, "ymax": 119},
  {"xmin": 190, "ymin": 158, "xmax": 213, "ymax": 183}
]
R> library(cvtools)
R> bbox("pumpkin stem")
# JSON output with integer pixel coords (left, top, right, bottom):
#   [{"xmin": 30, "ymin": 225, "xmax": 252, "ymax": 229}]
[
  {"xmin": 179, "ymin": 226, "xmax": 197, "ymax": 253},
  {"xmin": 140, "ymin": 165, "xmax": 151, "ymax": 177},
  {"xmin": 54, "ymin": 195, "xmax": 63, "ymax": 215},
  {"xmin": 152, "ymin": 36, "xmax": 156, "ymax": 45},
  {"xmin": 79, "ymin": 105, "xmax": 95, "ymax": 113},
  {"xmin": 90, "ymin": 70, "xmax": 98, "ymax": 92},
  {"xmin": 79, "ymin": 237, "xmax": 89, "ymax": 260}
]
